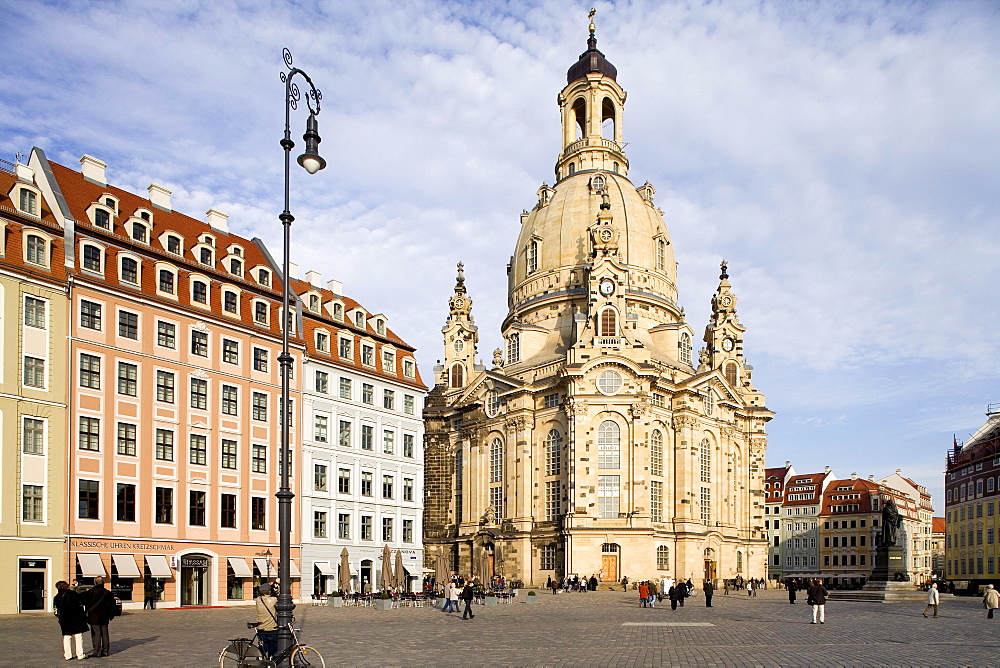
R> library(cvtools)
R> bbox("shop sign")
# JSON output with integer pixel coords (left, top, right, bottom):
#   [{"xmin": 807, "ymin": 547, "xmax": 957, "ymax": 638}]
[
  {"xmin": 181, "ymin": 557, "xmax": 210, "ymax": 568},
  {"xmin": 71, "ymin": 540, "xmax": 176, "ymax": 551}
]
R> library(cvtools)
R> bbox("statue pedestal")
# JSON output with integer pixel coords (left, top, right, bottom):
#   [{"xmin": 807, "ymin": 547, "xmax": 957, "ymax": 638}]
[
  {"xmin": 829, "ymin": 546, "xmax": 922, "ymax": 603},
  {"xmin": 870, "ymin": 545, "xmax": 907, "ymax": 582}
]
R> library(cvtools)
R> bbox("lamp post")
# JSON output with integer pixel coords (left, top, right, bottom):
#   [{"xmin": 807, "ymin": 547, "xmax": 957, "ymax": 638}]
[{"xmin": 277, "ymin": 47, "xmax": 326, "ymax": 659}]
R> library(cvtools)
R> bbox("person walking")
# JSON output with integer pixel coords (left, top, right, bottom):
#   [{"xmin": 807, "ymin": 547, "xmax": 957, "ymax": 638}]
[
  {"xmin": 255, "ymin": 584, "xmax": 279, "ymax": 659},
  {"xmin": 668, "ymin": 584, "xmax": 680, "ymax": 611},
  {"xmin": 638, "ymin": 582, "xmax": 649, "ymax": 607},
  {"xmin": 460, "ymin": 580, "xmax": 476, "ymax": 620},
  {"xmin": 808, "ymin": 578, "xmax": 829, "ymax": 624},
  {"xmin": 590, "ymin": 575, "xmax": 599, "ymax": 592},
  {"xmin": 984, "ymin": 583, "xmax": 999, "ymax": 619},
  {"xmin": 81, "ymin": 576, "xmax": 116, "ymax": 658},
  {"xmin": 648, "ymin": 581, "xmax": 658, "ymax": 607},
  {"xmin": 54, "ymin": 581, "xmax": 89, "ymax": 661},
  {"xmin": 441, "ymin": 582, "xmax": 457, "ymax": 613},
  {"xmin": 746, "ymin": 580, "xmax": 754, "ymax": 597},
  {"xmin": 143, "ymin": 578, "xmax": 158, "ymax": 610},
  {"xmin": 703, "ymin": 580, "xmax": 714, "ymax": 608},
  {"xmin": 723, "ymin": 580, "xmax": 730, "ymax": 595},
  {"xmin": 922, "ymin": 583, "xmax": 939, "ymax": 618},
  {"xmin": 787, "ymin": 578, "xmax": 798, "ymax": 604}
]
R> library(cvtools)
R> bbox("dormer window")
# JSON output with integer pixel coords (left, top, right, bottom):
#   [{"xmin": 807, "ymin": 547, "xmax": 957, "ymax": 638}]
[
  {"xmin": 316, "ymin": 331, "xmax": 329, "ymax": 352},
  {"xmin": 158, "ymin": 269, "xmax": 175, "ymax": 294},
  {"xmin": 82, "ymin": 244, "xmax": 103, "ymax": 273},
  {"xmin": 199, "ymin": 247, "xmax": 213, "ymax": 265},
  {"xmin": 382, "ymin": 349, "xmax": 395, "ymax": 373},
  {"xmin": 201, "ymin": 234, "xmax": 215, "ymax": 247},
  {"xmin": 166, "ymin": 235, "xmax": 181, "ymax": 254},
  {"xmin": 19, "ymin": 189, "xmax": 38, "ymax": 215},
  {"xmin": 25, "ymin": 234, "xmax": 47, "ymax": 267},
  {"xmin": 192, "ymin": 280, "xmax": 208, "ymax": 304},
  {"xmin": 257, "ymin": 269, "xmax": 270, "ymax": 287},
  {"xmin": 104, "ymin": 197, "xmax": 116, "ymax": 211},
  {"xmin": 376, "ymin": 319, "xmax": 385, "ymax": 336},
  {"xmin": 131, "ymin": 222, "xmax": 147, "ymax": 243},
  {"xmin": 94, "ymin": 209, "xmax": 111, "ymax": 229},
  {"xmin": 223, "ymin": 290, "xmax": 238, "ymax": 314},
  {"xmin": 403, "ymin": 359, "xmax": 415, "ymax": 378},
  {"xmin": 254, "ymin": 301, "xmax": 268, "ymax": 324},
  {"xmin": 355, "ymin": 312, "xmax": 365, "ymax": 329},
  {"xmin": 332, "ymin": 303, "xmax": 343, "ymax": 320},
  {"xmin": 229, "ymin": 258, "xmax": 242, "ymax": 276},
  {"xmin": 310, "ymin": 294, "xmax": 320, "ymax": 312},
  {"xmin": 119, "ymin": 257, "xmax": 138, "ymax": 283},
  {"xmin": 140, "ymin": 211, "xmax": 150, "ymax": 222},
  {"xmin": 232, "ymin": 247, "xmax": 242, "ymax": 257}
]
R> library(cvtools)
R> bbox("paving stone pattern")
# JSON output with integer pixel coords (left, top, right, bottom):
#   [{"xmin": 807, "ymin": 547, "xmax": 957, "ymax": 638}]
[{"xmin": 0, "ymin": 589, "xmax": 997, "ymax": 666}]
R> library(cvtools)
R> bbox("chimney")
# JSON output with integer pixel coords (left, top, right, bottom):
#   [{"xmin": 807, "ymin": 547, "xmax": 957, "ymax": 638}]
[
  {"xmin": 851, "ymin": 472, "xmax": 857, "ymax": 480},
  {"xmin": 824, "ymin": 466, "xmax": 831, "ymax": 474},
  {"xmin": 14, "ymin": 162, "xmax": 34, "ymax": 183},
  {"xmin": 785, "ymin": 461, "xmax": 791, "ymax": 469},
  {"xmin": 895, "ymin": 469, "xmax": 902, "ymax": 476},
  {"xmin": 206, "ymin": 208, "xmax": 228, "ymax": 233},
  {"xmin": 868, "ymin": 475, "xmax": 875, "ymax": 482},
  {"xmin": 80, "ymin": 155, "xmax": 107, "ymax": 186},
  {"xmin": 148, "ymin": 183, "xmax": 172, "ymax": 211},
  {"xmin": 305, "ymin": 270, "xmax": 321, "ymax": 288},
  {"xmin": 327, "ymin": 279, "xmax": 342, "ymax": 295},
  {"xmin": 287, "ymin": 262, "xmax": 299, "ymax": 280}
]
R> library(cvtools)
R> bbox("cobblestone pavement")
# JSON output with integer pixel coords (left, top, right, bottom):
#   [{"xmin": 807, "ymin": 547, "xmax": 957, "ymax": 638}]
[{"xmin": 1, "ymin": 589, "xmax": 997, "ymax": 667}]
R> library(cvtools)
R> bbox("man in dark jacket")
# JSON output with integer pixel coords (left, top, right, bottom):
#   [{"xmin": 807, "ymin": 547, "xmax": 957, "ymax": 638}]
[
  {"xmin": 82, "ymin": 576, "xmax": 116, "ymax": 657},
  {"xmin": 808, "ymin": 579, "xmax": 829, "ymax": 624},
  {"xmin": 703, "ymin": 580, "xmax": 714, "ymax": 607},
  {"xmin": 54, "ymin": 581, "xmax": 90, "ymax": 660},
  {"xmin": 460, "ymin": 580, "xmax": 475, "ymax": 619},
  {"xmin": 787, "ymin": 578, "xmax": 798, "ymax": 604}
]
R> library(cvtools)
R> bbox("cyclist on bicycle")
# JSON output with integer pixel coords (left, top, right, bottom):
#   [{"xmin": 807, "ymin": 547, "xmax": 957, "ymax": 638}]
[{"xmin": 255, "ymin": 585, "xmax": 278, "ymax": 658}]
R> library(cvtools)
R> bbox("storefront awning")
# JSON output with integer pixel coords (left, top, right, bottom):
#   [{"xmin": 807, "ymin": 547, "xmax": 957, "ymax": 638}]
[
  {"xmin": 254, "ymin": 558, "xmax": 276, "ymax": 577},
  {"xmin": 77, "ymin": 553, "xmax": 106, "ymax": 578},
  {"xmin": 279, "ymin": 561, "xmax": 301, "ymax": 578},
  {"xmin": 228, "ymin": 557, "xmax": 253, "ymax": 578},
  {"xmin": 145, "ymin": 555, "xmax": 173, "ymax": 578},
  {"xmin": 112, "ymin": 554, "xmax": 141, "ymax": 578},
  {"xmin": 314, "ymin": 561, "xmax": 335, "ymax": 576}
]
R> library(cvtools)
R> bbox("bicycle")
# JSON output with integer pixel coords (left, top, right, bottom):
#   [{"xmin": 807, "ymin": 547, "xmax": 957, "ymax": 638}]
[{"xmin": 219, "ymin": 620, "xmax": 325, "ymax": 667}]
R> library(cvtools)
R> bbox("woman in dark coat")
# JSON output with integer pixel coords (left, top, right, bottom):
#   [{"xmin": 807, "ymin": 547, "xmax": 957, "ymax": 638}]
[{"xmin": 54, "ymin": 580, "xmax": 89, "ymax": 660}]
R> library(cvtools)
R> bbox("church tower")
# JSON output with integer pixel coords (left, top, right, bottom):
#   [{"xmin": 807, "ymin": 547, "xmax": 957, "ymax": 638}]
[{"xmin": 423, "ymin": 14, "xmax": 772, "ymax": 587}]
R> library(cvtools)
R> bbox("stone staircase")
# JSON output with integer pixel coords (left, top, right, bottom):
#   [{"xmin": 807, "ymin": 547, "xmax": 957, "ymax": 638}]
[{"xmin": 829, "ymin": 581, "xmax": 927, "ymax": 603}]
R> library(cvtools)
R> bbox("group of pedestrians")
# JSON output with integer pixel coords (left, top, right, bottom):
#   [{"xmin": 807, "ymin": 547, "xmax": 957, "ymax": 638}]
[
  {"xmin": 53, "ymin": 577, "xmax": 118, "ymax": 660},
  {"xmin": 439, "ymin": 577, "xmax": 478, "ymax": 619}
]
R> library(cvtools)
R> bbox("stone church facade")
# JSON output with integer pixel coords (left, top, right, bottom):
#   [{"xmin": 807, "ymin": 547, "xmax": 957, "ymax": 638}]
[{"xmin": 423, "ymin": 27, "xmax": 773, "ymax": 587}]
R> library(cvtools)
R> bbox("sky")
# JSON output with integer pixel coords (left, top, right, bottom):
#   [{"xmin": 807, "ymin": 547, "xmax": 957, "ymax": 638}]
[{"xmin": 2, "ymin": 0, "xmax": 997, "ymax": 511}]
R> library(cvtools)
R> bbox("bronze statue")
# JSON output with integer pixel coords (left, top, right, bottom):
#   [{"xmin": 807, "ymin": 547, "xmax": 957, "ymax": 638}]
[{"xmin": 880, "ymin": 498, "xmax": 902, "ymax": 546}]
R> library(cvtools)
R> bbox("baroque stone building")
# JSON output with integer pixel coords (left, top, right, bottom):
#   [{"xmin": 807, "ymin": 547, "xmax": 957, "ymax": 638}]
[{"xmin": 423, "ymin": 27, "xmax": 772, "ymax": 587}]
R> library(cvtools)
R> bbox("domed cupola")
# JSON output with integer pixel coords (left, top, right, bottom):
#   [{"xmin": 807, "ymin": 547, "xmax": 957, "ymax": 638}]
[{"xmin": 566, "ymin": 26, "xmax": 617, "ymax": 83}]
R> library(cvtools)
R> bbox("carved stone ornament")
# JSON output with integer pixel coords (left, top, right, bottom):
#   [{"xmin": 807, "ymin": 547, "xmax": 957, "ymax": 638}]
[
  {"xmin": 629, "ymin": 401, "xmax": 649, "ymax": 419},
  {"xmin": 493, "ymin": 348, "xmax": 504, "ymax": 367},
  {"xmin": 673, "ymin": 415, "xmax": 699, "ymax": 430},
  {"xmin": 504, "ymin": 416, "xmax": 526, "ymax": 434},
  {"xmin": 480, "ymin": 504, "xmax": 497, "ymax": 526},
  {"xmin": 566, "ymin": 398, "xmax": 589, "ymax": 424}
]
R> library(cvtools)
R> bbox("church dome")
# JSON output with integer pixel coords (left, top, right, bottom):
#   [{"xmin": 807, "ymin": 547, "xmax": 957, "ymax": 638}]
[{"xmin": 566, "ymin": 35, "xmax": 617, "ymax": 84}]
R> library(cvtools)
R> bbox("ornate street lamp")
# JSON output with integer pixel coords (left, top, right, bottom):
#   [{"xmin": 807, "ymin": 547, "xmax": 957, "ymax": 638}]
[{"xmin": 277, "ymin": 47, "xmax": 325, "ymax": 658}]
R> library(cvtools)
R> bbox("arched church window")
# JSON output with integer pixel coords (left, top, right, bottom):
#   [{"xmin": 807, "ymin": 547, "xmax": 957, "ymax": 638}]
[
  {"xmin": 650, "ymin": 429, "xmax": 663, "ymax": 476},
  {"xmin": 736, "ymin": 550, "xmax": 743, "ymax": 573},
  {"xmin": 527, "ymin": 239, "xmax": 538, "ymax": 273},
  {"xmin": 572, "ymin": 97, "xmax": 586, "ymax": 140},
  {"xmin": 485, "ymin": 390, "xmax": 500, "ymax": 418},
  {"xmin": 600, "ymin": 308, "xmax": 616, "ymax": 337},
  {"xmin": 725, "ymin": 362, "xmax": 738, "ymax": 387},
  {"xmin": 703, "ymin": 389, "xmax": 714, "ymax": 416},
  {"xmin": 450, "ymin": 363, "xmax": 464, "ymax": 388},
  {"xmin": 679, "ymin": 333, "xmax": 692, "ymax": 366},
  {"xmin": 490, "ymin": 437, "xmax": 503, "ymax": 483},
  {"xmin": 700, "ymin": 438, "xmax": 711, "ymax": 483},
  {"xmin": 568, "ymin": 163, "xmax": 576, "ymax": 175},
  {"xmin": 507, "ymin": 333, "xmax": 520, "ymax": 364},
  {"xmin": 612, "ymin": 162, "xmax": 619, "ymax": 174},
  {"xmin": 602, "ymin": 97, "xmax": 616, "ymax": 140},
  {"xmin": 656, "ymin": 239, "xmax": 666, "ymax": 270},
  {"xmin": 545, "ymin": 429, "xmax": 562, "ymax": 476},
  {"xmin": 598, "ymin": 420, "xmax": 620, "ymax": 469}
]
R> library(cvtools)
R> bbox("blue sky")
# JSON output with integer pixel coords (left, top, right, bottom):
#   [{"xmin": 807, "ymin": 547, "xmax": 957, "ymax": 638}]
[{"xmin": 3, "ymin": 0, "xmax": 998, "ymax": 509}]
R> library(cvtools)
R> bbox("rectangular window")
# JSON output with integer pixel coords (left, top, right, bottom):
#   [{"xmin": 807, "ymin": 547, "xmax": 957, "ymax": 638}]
[
  {"xmin": 540, "ymin": 545, "xmax": 557, "ymax": 570},
  {"xmin": 155, "ymin": 429, "xmax": 174, "ymax": 461},
  {"xmin": 22, "ymin": 485, "xmax": 43, "ymax": 522},
  {"xmin": 338, "ymin": 513, "xmax": 350, "ymax": 540},
  {"xmin": 490, "ymin": 487, "xmax": 504, "ymax": 521},
  {"xmin": 361, "ymin": 515, "xmax": 372, "ymax": 541},
  {"xmin": 650, "ymin": 480, "xmax": 663, "ymax": 522},
  {"xmin": 79, "ymin": 354, "xmax": 101, "ymax": 389},
  {"xmin": 24, "ymin": 296, "xmax": 46, "ymax": 328},
  {"xmin": 156, "ymin": 370, "xmax": 175, "ymax": 403},
  {"xmin": 189, "ymin": 434, "xmax": 207, "ymax": 465},
  {"xmin": 382, "ymin": 350, "xmax": 395, "ymax": 373},
  {"xmin": 116, "ymin": 483, "xmax": 136, "ymax": 522},
  {"xmin": 361, "ymin": 425, "xmax": 373, "ymax": 450},
  {"xmin": 383, "ymin": 430, "xmax": 394, "ymax": 455},
  {"xmin": 23, "ymin": 356, "xmax": 45, "ymax": 387},
  {"xmin": 190, "ymin": 378, "xmax": 208, "ymax": 410},
  {"xmin": 79, "ymin": 417, "xmax": 100, "ymax": 451},
  {"xmin": 545, "ymin": 480, "xmax": 561, "ymax": 521},
  {"xmin": 403, "ymin": 519, "xmax": 414, "ymax": 543},
  {"xmin": 22, "ymin": 417, "xmax": 44, "ymax": 454},
  {"xmin": 383, "ymin": 389, "xmax": 395, "ymax": 410},
  {"xmin": 382, "ymin": 517, "xmax": 393, "ymax": 542},
  {"xmin": 155, "ymin": 487, "xmax": 173, "ymax": 524},
  {"xmin": 403, "ymin": 434, "xmax": 415, "ymax": 458},
  {"xmin": 158, "ymin": 269, "xmax": 174, "ymax": 293},
  {"xmin": 361, "ymin": 471, "xmax": 373, "ymax": 497},
  {"xmin": 314, "ymin": 415, "xmax": 329, "ymax": 442},
  {"xmin": 339, "ymin": 338, "xmax": 352, "ymax": 359},
  {"xmin": 221, "ymin": 493, "xmax": 237, "ymax": 529},
  {"xmin": 362, "ymin": 345, "xmax": 374, "ymax": 366},
  {"xmin": 221, "ymin": 439, "xmax": 237, "ymax": 469},
  {"xmin": 279, "ymin": 398, "xmax": 293, "ymax": 427},
  {"xmin": 189, "ymin": 490, "xmax": 206, "ymax": 526},
  {"xmin": 252, "ymin": 444, "xmax": 267, "ymax": 473},
  {"xmin": 252, "ymin": 392, "xmax": 267, "ymax": 421},
  {"xmin": 254, "ymin": 301, "xmax": 268, "ymax": 324},
  {"xmin": 382, "ymin": 475, "xmax": 394, "ymax": 499},
  {"xmin": 650, "ymin": 434, "xmax": 663, "ymax": 477},
  {"xmin": 701, "ymin": 487, "xmax": 711, "ymax": 524},
  {"xmin": 339, "ymin": 421, "xmax": 351, "ymax": 447},
  {"xmin": 80, "ymin": 300, "xmax": 102, "ymax": 330},
  {"xmin": 221, "ymin": 385, "xmax": 238, "ymax": 415},
  {"xmin": 222, "ymin": 339, "xmax": 239, "ymax": 365},
  {"xmin": 316, "ymin": 332, "xmax": 329, "ymax": 352},
  {"xmin": 315, "ymin": 370, "xmax": 329, "ymax": 394},
  {"xmin": 79, "ymin": 480, "xmax": 100, "ymax": 519},
  {"xmin": 338, "ymin": 468, "xmax": 351, "ymax": 494},
  {"xmin": 251, "ymin": 497, "xmax": 266, "ymax": 531},
  {"xmin": 314, "ymin": 511, "xmax": 328, "ymax": 538},
  {"xmin": 403, "ymin": 477, "xmax": 414, "ymax": 502},
  {"xmin": 116, "ymin": 422, "xmax": 136, "ymax": 456},
  {"xmin": 117, "ymin": 361, "xmax": 137, "ymax": 396},
  {"xmin": 404, "ymin": 395, "xmax": 415, "ymax": 415},
  {"xmin": 597, "ymin": 475, "xmax": 620, "ymax": 519},
  {"xmin": 362, "ymin": 383, "xmax": 374, "ymax": 405},
  {"xmin": 253, "ymin": 347, "xmax": 268, "ymax": 372},
  {"xmin": 191, "ymin": 330, "xmax": 208, "ymax": 357},
  {"xmin": 118, "ymin": 311, "xmax": 138, "ymax": 339},
  {"xmin": 314, "ymin": 464, "xmax": 328, "ymax": 491},
  {"xmin": 339, "ymin": 377, "xmax": 351, "ymax": 399}
]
